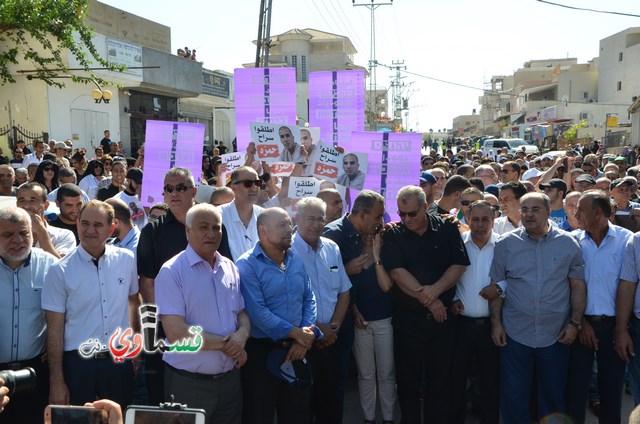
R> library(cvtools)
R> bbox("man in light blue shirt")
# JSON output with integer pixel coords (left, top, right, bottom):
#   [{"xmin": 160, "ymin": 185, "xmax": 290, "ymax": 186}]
[
  {"xmin": 105, "ymin": 198, "xmax": 140, "ymax": 257},
  {"xmin": 0, "ymin": 207, "xmax": 56, "ymax": 424},
  {"xmin": 237, "ymin": 207, "xmax": 318, "ymax": 424},
  {"xmin": 566, "ymin": 191, "xmax": 632, "ymax": 423},
  {"xmin": 292, "ymin": 197, "xmax": 350, "ymax": 423}
]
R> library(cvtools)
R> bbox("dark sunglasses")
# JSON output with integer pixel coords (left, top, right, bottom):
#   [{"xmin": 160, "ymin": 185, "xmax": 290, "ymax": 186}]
[
  {"xmin": 460, "ymin": 200, "xmax": 472, "ymax": 206},
  {"xmin": 234, "ymin": 179, "xmax": 262, "ymax": 188},
  {"xmin": 163, "ymin": 183, "xmax": 192, "ymax": 194},
  {"xmin": 104, "ymin": 162, "xmax": 113, "ymax": 166},
  {"xmin": 43, "ymin": 167, "xmax": 54, "ymax": 172},
  {"xmin": 397, "ymin": 208, "xmax": 421, "ymax": 218}
]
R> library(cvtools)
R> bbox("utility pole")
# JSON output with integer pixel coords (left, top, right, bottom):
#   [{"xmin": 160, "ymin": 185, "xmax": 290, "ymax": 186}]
[
  {"xmin": 353, "ymin": 0, "xmax": 393, "ymax": 128},
  {"xmin": 255, "ymin": 0, "xmax": 273, "ymax": 68}
]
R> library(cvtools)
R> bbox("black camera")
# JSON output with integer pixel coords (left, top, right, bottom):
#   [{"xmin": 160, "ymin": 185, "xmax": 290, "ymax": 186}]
[{"xmin": 0, "ymin": 367, "xmax": 37, "ymax": 396}]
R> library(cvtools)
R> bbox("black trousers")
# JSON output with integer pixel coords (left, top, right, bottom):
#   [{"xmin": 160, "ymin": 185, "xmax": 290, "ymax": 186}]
[
  {"xmin": 566, "ymin": 317, "xmax": 625, "ymax": 424},
  {"xmin": 144, "ymin": 322, "xmax": 166, "ymax": 405},
  {"xmin": 0, "ymin": 355, "xmax": 49, "ymax": 424},
  {"xmin": 241, "ymin": 338, "xmax": 310, "ymax": 424},
  {"xmin": 393, "ymin": 311, "xmax": 455, "ymax": 424},
  {"xmin": 63, "ymin": 351, "xmax": 133, "ymax": 407},
  {"xmin": 307, "ymin": 341, "xmax": 340, "ymax": 424},
  {"xmin": 449, "ymin": 316, "xmax": 500, "ymax": 424}
]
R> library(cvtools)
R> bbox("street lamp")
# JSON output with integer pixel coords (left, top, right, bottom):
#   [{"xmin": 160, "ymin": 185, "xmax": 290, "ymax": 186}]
[{"xmin": 91, "ymin": 87, "xmax": 112, "ymax": 104}]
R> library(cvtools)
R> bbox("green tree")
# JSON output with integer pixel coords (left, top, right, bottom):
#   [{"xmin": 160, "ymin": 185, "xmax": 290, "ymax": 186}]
[
  {"xmin": 0, "ymin": 0, "xmax": 123, "ymax": 87},
  {"xmin": 563, "ymin": 120, "xmax": 588, "ymax": 142}
]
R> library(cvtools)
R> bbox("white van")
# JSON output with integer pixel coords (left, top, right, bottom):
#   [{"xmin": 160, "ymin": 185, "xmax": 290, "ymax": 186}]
[{"xmin": 482, "ymin": 138, "xmax": 539, "ymax": 157}]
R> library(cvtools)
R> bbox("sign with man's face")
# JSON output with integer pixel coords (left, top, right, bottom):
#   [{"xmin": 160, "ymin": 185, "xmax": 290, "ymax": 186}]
[
  {"xmin": 335, "ymin": 151, "xmax": 368, "ymax": 190},
  {"xmin": 234, "ymin": 68, "xmax": 297, "ymax": 152},
  {"xmin": 250, "ymin": 122, "xmax": 302, "ymax": 163}
]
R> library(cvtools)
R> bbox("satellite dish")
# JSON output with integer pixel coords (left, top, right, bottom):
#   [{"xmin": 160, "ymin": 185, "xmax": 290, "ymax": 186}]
[{"xmin": 561, "ymin": 95, "xmax": 569, "ymax": 103}]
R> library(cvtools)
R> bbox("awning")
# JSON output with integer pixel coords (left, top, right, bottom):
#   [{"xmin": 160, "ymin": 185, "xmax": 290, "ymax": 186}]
[{"xmin": 510, "ymin": 113, "xmax": 524, "ymax": 124}]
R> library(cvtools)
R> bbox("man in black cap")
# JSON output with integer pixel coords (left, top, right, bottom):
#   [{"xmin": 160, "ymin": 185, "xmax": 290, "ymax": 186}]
[
  {"xmin": 540, "ymin": 178, "xmax": 568, "ymax": 226},
  {"xmin": 113, "ymin": 167, "xmax": 147, "ymax": 229},
  {"xmin": 574, "ymin": 174, "xmax": 596, "ymax": 193}
]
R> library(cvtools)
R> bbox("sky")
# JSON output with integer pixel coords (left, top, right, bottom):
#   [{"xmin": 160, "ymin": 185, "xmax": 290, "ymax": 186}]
[{"xmin": 101, "ymin": 0, "xmax": 640, "ymax": 133}]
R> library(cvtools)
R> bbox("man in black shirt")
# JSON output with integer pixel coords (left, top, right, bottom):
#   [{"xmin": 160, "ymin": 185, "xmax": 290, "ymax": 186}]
[
  {"xmin": 100, "ymin": 130, "xmax": 112, "ymax": 151},
  {"xmin": 426, "ymin": 175, "xmax": 470, "ymax": 216},
  {"xmin": 97, "ymin": 160, "xmax": 126, "ymax": 201},
  {"xmin": 49, "ymin": 183, "xmax": 84, "ymax": 244},
  {"xmin": 381, "ymin": 185, "xmax": 469, "ymax": 424}
]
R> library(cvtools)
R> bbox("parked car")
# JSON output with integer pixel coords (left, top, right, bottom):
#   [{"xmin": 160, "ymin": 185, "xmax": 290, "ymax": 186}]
[{"xmin": 482, "ymin": 138, "xmax": 539, "ymax": 157}]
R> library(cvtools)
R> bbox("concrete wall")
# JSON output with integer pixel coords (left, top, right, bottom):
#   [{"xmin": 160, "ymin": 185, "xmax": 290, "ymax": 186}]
[
  {"xmin": 88, "ymin": 0, "xmax": 171, "ymax": 53},
  {"xmin": 141, "ymin": 48, "xmax": 202, "ymax": 96},
  {"xmin": 599, "ymin": 28, "xmax": 640, "ymax": 104}
]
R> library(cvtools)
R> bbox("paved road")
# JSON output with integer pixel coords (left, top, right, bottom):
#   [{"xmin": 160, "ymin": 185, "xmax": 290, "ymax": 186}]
[{"xmin": 341, "ymin": 371, "xmax": 637, "ymax": 423}]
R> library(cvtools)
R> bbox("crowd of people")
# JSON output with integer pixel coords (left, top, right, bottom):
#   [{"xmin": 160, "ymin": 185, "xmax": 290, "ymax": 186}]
[{"xmin": 4, "ymin": 135, "xmax": 640, "ymax": 424}]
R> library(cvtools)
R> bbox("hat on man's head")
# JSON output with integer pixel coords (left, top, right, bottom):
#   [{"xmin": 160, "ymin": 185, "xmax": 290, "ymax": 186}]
[
  {"xmin": 575, "ymin": 174, "xmax": 596, "ymax": 185},
  {"xmin": 126, "ymin": 168, "xmax": 143, "ymax": 185},
  {"xmin": 54, "ymin": 141, "xmax": 68, "ymax": 150},
  {"xmin": 541, "ymin": 153, "xmax": 554, "ymax": 161},
  {"xmin": 484, "ymin": 184, "xmax": 500, "ymax": 198},
  {"xmin": 420, "ymin": 171, "xmax": 436, "ymax": 185},
  {"xmin": 266, "ymin": 349, "xmax": 313, "ymax": 391},
  {"xmin": 522, "ymin": 168, "xmax": 543, "ymax": 181},
  {"xmin": 539, "ymin": 178, "xmax": 567, "ymax": 194},
  {"xmin": 611, "ymin": 177, "xmax": 635, "ymax": 189},
  {"xmin": 614, "ymin": 156, "xmax": 627, "ymax": 163}
]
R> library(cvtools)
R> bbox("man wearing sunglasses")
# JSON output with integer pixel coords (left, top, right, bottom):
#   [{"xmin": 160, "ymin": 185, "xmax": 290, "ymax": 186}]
[
  {"xmin": 220, "ymin": 166, "xmax": 264, "ymax": 261},
  {"xmin": 380, "ymin": 185, "xmax": 469, "ymax": 424}
]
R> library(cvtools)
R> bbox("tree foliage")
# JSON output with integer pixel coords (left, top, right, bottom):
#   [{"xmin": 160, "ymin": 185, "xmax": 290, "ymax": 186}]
[
  {"xmin": 0, "ymin": 0, "xmax": 123, "ymax": 87},
  {"xmin": 563, "ymin": 120, "xmax": 588, "ymax": 142}
]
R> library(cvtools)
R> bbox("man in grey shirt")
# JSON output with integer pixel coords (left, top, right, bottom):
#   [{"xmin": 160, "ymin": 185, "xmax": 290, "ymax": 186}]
[{"xmin": 489, "ymin": 192, "xmax": 586, "ymax": 423}]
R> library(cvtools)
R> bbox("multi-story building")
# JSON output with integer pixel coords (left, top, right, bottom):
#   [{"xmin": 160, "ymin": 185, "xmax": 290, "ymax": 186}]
[
  {"xmin": 0, "ymin": 0, "xmax": 235, "ymax": 154},
  {"xmin": 452, "ymin": 114, "xmax": 481, "ymax": 137},
  {"xmin": 245, "ymin": 28, "xmax": 369, "ymax": 127}
]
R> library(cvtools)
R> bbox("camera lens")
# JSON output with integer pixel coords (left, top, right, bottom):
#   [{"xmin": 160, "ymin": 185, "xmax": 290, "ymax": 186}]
[{"xmin": 0, "ymin": 367, "xmax": 37, "ymax": 396}]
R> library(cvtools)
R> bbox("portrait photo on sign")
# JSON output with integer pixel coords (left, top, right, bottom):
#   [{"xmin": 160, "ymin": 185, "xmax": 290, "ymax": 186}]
[
  {"xmin": 336, "ymin": 152, "xmax": 368, "ymax": 190},
  {"xmin": 301, "ymin": 127, "xmax": 321, "ymax": 176},
  {"xmin": 277, "ymin": 124, "xmax": 306, "ymax": 163}
]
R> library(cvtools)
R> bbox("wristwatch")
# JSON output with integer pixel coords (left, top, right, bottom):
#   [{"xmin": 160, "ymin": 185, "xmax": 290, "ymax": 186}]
[{"xmin": 569, "ymin": 319, "xmax": 582, "ymax": 331}]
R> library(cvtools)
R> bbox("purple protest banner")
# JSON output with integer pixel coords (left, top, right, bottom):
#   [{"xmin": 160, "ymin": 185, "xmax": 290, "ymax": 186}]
[
  {"xmin": 350, "ymin": 131, "xmax": 422, "ymax": 221},
  {"xmin": 140, "ymin": 121, "xmax": 204, "ymax": 207},
  {"xmin": 309, "ymin": 70, "xmax": 365, "ymax": 146},
  {"xmin": 234, "ymin": 68, "xmax": 297, "ymax": 152}
]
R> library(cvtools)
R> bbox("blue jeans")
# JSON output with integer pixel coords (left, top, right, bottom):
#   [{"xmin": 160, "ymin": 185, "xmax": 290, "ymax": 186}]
[
  {"xmin": 628, "ymin": 316, "xmax": 640, "ymax": 405},
  {"xmin": 500, "ymin": 336, "xmax": 570, "ymax": 424}
]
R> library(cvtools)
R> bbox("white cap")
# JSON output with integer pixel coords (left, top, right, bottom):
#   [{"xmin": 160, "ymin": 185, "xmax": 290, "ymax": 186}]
[{"xmin": 522, "ymin": 168, "xmax": 543, "ymax": 181}]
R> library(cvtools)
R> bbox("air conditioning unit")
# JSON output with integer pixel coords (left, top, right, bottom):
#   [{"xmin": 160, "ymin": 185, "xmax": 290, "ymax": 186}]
[{"xmin": 579, "ymin": 112, "xmax": 589, "ymax": 120}]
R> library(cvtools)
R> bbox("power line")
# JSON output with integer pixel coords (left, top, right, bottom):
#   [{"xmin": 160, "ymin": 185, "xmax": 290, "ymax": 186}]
[
  {"xmin": 310, "ymin": 0, "xmax": 337, "ymax": 33},
  {"xmin": 331, "ymin": 0, "xmax": 368, "ymax": 55},
  {"xmin": 536, "ymin": 0, "xmax": 640, "ymax": 18}
]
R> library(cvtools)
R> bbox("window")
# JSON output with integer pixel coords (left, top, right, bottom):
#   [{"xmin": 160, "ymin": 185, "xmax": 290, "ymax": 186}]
[
  {"xmin": 618, "ymin": 81, "xmax": 622, "ymax": 91},
  {"xmin": 581, "ymin": 91, "xmax": 588, "ymax": 99},
  {"xmin": 619, "ymin": 52, "xmax": 624, "ymax": 61},
  {"xmin": 301, "ymin": 55, "xmax": 307, "ymax": 82},
  {"xmin": 291, "ymin": 55, "xmax": 298, "ymax": 77}
]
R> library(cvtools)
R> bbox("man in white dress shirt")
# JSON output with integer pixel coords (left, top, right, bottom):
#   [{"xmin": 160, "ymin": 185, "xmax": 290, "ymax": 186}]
[
  {"xmin": 220, "ymin": 166, "xmax": 263, "ymax": 260},
  {"xmin": 43, "ymin": 200, "xmax": 140, "ymax": 407},
  {"xmin": 450, "ymin": 200, "xmax": 500, "ymax": 424}
]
